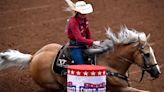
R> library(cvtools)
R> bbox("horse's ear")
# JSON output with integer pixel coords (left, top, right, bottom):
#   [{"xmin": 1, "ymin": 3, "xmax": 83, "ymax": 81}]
[{"xmin": 146, "ymin": 33, "xmax": 151, "ymax": 42}]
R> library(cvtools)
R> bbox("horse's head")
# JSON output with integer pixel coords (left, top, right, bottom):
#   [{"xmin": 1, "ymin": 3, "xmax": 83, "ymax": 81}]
[
  {"xmin": 133, "ymin": 35, "xmax": 161, "ymax": 79},
  {"xmin": 106, "ymin": 25, "xmax": 161, "ymax": 79}
]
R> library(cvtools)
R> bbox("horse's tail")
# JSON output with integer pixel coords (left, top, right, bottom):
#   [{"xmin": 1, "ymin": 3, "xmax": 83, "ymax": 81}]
[{"xmin": 0, "ymin": 49, "xmax": 32, "ymax": 71}]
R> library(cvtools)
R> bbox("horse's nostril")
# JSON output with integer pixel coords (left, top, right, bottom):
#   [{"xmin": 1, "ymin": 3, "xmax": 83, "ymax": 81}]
[
  {"xmin": 156, "ymin": 75, "xmax": 160, "ymax": 78},
  {"xmin": 154, "ymin": 72, "xmax": 160, "ymax": 78}
]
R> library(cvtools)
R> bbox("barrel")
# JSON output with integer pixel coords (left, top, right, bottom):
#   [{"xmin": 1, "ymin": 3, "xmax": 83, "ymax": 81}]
[{"xmin": 67, "ymin": 65, "xmax": 106, "ymax": 92}]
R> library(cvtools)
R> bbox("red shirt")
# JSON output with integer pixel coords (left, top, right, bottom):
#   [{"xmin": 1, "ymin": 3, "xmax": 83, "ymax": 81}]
[{"xmin": 66, "ymin": 16, "xmax": 94, "ymax": 46}]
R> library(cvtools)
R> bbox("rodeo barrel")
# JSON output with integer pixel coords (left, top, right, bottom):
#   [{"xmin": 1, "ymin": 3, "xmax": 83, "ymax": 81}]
[{"xmin": 67, "ymin": 65, "xmax": 106, "ymax": 92}]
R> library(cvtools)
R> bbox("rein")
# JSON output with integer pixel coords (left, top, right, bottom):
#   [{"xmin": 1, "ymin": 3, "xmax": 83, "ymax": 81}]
[
  {"xmin": 106, "ymin": 70, "xmax": 129, "ymax": 81},
  {"xmin": 106, "ymin": 70, "xmax": 130, "ymax": 86}
]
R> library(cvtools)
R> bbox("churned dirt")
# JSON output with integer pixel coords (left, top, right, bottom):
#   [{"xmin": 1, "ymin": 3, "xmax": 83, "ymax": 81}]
[{"xmin": 0, "ymin": 0, "xmax": 164, "ymax": 92}]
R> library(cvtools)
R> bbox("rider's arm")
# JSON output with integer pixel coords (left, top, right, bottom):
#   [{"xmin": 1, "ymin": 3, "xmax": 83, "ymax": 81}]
[{"xmin": 69, "ymin": 18, "xmax": 94, "ymax": 46}]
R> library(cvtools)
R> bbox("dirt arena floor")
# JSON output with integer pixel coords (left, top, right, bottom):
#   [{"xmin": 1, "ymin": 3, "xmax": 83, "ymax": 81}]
[{"xmin": 0, "ymin": 0, "xmax": 164, "ymax": 92}]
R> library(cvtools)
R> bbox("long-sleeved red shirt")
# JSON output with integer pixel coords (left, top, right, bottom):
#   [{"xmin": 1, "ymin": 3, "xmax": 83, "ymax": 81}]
[{"xmin": 66, "ymin": 16, "xmax": 94, "ymax": 46}]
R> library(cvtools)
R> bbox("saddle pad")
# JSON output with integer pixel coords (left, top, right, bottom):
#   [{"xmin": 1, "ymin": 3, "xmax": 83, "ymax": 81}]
[{"xmin": 52, "ymin": 45, "xmax": 72, "ymax": 75}]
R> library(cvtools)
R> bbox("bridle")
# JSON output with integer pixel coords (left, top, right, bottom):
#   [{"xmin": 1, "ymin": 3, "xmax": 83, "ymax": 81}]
[
  {"xmin": 106, "ymin": 42, "xmax": 158, "ymax": 86},
  {"xmin": 133, "ymin": 43, "xmax": 158, "ymax": 81}
]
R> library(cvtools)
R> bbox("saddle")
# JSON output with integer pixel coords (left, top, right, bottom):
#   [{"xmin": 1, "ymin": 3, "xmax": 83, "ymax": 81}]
[{"xmin": 52, "ymin": 39, "xmax": 114, "ymax": 76}]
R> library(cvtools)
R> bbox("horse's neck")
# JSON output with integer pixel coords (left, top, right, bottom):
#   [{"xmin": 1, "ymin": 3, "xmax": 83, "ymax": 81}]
[{"xmin": 97, "ymin": 44, "xmax": 133, "ymax": 75}]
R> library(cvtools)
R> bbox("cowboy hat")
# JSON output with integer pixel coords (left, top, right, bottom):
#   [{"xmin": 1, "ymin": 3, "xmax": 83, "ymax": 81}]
[{"xmin": 65, "ymin": 0, "xmax": 93, "ymax": 14}]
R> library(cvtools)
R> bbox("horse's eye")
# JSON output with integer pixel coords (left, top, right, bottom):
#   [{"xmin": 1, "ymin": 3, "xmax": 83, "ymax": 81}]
[{"xmin": 144, "ymin": 53, "xmax": 150, "ymax": 58}]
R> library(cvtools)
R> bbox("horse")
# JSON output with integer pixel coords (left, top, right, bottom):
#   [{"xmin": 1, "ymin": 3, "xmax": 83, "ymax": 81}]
[{"xmin": 0, "ymin": 26, "xmax": 161, "ymax": 92}]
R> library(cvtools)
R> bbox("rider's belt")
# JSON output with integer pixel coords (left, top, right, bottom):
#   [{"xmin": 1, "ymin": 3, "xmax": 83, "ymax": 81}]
[{"xmin": 69, "ymin": 40, "xmax": 86, "ymax": 48}]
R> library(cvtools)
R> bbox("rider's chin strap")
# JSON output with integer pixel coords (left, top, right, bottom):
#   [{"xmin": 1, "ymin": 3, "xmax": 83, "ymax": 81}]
[{"xmin": 106, "ymin": 70, "xmax": 130, "ymax": 86}]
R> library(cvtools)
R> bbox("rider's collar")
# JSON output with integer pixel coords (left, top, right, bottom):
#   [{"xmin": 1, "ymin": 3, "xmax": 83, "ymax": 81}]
[{"xmin": 75, "ymin": 15, "xmax": 87, "ymax": 25}]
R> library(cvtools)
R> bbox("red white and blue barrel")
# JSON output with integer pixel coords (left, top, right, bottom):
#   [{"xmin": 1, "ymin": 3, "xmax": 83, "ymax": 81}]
[{"xmin": 67, "ymin": 65, "xmax": 106, "ymax": 92}]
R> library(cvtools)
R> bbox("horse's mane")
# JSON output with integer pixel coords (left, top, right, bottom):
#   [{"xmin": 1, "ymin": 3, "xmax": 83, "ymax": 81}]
[{"xmin": 106, "ymin": 25, "xmax": 147, "ymax": 44}]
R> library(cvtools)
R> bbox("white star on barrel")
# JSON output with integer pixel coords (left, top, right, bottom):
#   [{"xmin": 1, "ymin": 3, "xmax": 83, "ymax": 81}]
[
  {"xmin": 91, "ymin": 71, "xmax": 96, "ymax": 76},
  {"xmin": 83, "ymin": 71, "xmax": 88, "ymax": 76},
  {"xmin": 98, "ymin": 71, "xmax": 102, "ymax": 75},
  {"xmin": 68, "ymin": 70, "xmax": 70, "ymax": 74},
  {"xmin": 103, "ymin": 71, "xmax": 106, "ymax": 75},
  {"xmin": 71, "ymin": 70, "xmax": 75, "ymax": 75},
  {"xmin": 76, "ymin": 71, "xmax": 81, "ymax": 75}
]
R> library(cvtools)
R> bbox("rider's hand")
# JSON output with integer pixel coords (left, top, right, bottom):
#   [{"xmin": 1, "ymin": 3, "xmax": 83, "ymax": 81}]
[{"xmin": 93, "ymin": 41, "xmax": 101, "ymax": 46}]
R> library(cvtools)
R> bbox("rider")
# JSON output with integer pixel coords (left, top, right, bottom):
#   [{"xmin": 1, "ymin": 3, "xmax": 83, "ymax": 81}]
[{"xmin": 65, "ymin": 0, "xmax": 100, "ymax": 64}]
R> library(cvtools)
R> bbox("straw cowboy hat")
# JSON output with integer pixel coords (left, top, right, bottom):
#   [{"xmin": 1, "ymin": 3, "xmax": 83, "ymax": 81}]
[{"xmin": 65, "ymin": 0, "xmax": 93, "ymax": 14}]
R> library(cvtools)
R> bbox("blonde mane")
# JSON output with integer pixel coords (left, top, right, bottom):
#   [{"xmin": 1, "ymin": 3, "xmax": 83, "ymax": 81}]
[{"xmin": 106, "ymin": 25, "xmax": 147, "ymax": 44}]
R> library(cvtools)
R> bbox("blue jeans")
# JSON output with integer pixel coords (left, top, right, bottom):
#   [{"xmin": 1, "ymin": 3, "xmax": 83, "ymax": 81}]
[{"xmin": 70, "ymin": 48, "xmax": 84, "ymax": 64}]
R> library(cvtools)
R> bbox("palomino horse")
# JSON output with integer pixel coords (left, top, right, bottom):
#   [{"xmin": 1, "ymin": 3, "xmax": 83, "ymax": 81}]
[{"xmin": 0, "ymin": 26, "xmax": 161, "ymax": 92}]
